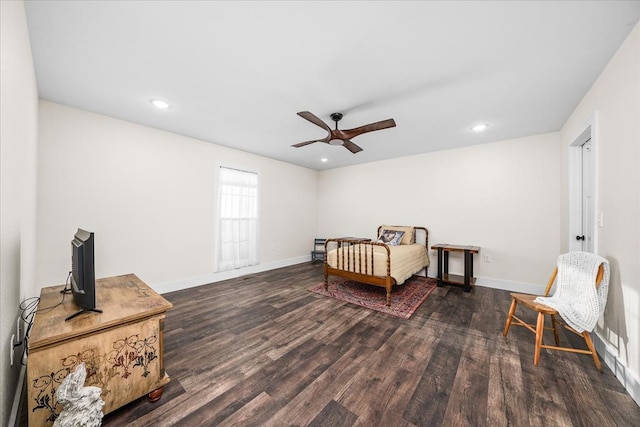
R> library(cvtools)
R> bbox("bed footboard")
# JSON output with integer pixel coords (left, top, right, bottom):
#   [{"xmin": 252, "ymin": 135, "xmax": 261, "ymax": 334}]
[{"xmin": 324, "ymin": 239, "xmax": 395, "ymax": 306}]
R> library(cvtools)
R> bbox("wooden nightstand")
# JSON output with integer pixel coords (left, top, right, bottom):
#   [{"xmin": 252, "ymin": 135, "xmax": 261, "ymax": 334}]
[{"xmin": 431, "ymin": 244, "xmax": 480, "ymax": 292}]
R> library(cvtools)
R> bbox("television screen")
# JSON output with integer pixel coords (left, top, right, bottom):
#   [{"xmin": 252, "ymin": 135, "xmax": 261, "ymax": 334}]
[{"xmin": 67, "ymin": 229, "xmax": 102, "ymax": 321}]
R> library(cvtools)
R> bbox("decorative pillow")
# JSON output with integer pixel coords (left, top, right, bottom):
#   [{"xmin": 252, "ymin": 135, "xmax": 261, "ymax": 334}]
[
  {"xmin": 380, "ymin": 225, "xmax": 414, "ymax": 245},
  {"xmin": 377, "ymin": 229, "xmax": 405, "ymax": 246}
]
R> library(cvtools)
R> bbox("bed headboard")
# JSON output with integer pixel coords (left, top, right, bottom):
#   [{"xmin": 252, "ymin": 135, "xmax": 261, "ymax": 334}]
[{"xmin": 376, "ymin": 225, "xmax": 428, "ymax": 248}]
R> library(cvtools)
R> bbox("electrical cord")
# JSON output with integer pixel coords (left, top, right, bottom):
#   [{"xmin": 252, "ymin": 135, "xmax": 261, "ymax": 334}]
[
  {"xmin": 15, "ymin": 271, "xmax": 72, "ymax": 365},
  {"xmin": 60, "ymin": 271, "xmax": 72, "ymax": 294},
  {"xmin": 34, "ymin": 271, "xmax": 70, "ymax": 314},
  {"xmin": 15, "ymin": 296, "xmax": 38, "ymax": 366}
]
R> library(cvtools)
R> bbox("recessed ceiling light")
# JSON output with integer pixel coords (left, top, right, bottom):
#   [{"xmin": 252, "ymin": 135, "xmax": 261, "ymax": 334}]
[
  {"xmin": 321, "ymin": 158, "xmax": 328, "ymax": 162},
  {"xmin": 472, "ymin": 123, "xmax": 488, "ymax": 132},
  {"xmin": 149, "ymin": 99, "xmax": 171, "ymax": 109}
]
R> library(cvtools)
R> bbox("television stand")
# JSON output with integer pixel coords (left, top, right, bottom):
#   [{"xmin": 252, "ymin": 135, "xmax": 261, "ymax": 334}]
[
  {"xmin": 27, "ymin": 274, "xmax": 172, "ymax": 426},
  {"xmin": 65, "ymin": 307, "xmax": 103, "ymax": 321}
]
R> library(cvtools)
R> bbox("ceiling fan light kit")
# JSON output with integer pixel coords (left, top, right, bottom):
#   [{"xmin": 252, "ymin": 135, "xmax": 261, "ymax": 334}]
[{"xmin": 292, "ymin": 111, "xmax": 396, "ymax": 154}]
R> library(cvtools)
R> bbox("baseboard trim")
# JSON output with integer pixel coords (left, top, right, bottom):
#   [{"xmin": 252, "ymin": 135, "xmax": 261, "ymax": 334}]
[
  {"xmin": 593, "ymin": 332, "xmax": 640, "ymax": 406},
  {"xmin": 425, "ymin": 272, "xmax": 545, "ymax": 295},
  {"xmin": 475, "ymin": 276, "xmax": 546, "ymax": 294},
  {"xmin": 8, "ymin": 365, "xmax": 26, "ymax": 427},
  {"xmin": 152, "ymin": 256, "xmax": 310, "ymax": 294},
  {"xmin": 157, "ymin": 267, "xmax": 540, "ymax": 299}
]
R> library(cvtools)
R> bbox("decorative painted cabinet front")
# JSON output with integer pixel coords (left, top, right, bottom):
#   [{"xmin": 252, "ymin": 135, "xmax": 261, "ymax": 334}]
[{"xmin": 27, "ymin": 274, "xmax": 171, "ymax": 426}]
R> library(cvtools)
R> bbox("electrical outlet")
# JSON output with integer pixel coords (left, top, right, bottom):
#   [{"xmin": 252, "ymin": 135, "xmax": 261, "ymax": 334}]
[
  {"xmin": 483, "ymin": 253, "xmax": 492, "ymax": 263},
  {"xmin": 10, "ymin": 334, "xmax": 15, "ymax": 366},
  {"xmin": 16, "ymin": 318, "xmax": 21, "ymax": 343}
]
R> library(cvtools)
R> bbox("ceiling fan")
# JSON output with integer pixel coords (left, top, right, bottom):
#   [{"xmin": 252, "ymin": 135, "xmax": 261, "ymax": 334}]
[{"xmin": 292, "ymin": 111, "xmax": 396, "ymax": 153}]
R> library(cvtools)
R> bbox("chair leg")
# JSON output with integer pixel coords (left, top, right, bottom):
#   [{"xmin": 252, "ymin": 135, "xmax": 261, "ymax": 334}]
[
  {"xmin": 582, "ymin": 331, "xmax": 602, "ymax": 371},
  {"xmin": 503, "ymin": 298, "xmax": 518, "ymax": 337},
  {"xmin": 550, "ymin": 314, "xmax": 560, "ymax": 346},
  {"xmin": 534, "ymin": 312, "xmax": 545, "ymax": 366}
]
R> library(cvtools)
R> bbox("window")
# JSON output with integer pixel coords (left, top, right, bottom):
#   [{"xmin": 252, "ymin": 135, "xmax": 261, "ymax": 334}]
[{"xmin": 217, "ymin": 167, "xmax": 259, "ymax": 271}]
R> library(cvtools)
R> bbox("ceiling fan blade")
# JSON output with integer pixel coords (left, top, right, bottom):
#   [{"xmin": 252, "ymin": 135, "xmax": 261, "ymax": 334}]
[
  {"xmin": 342, "ymin": 139, "xmax": 363, "ymax": 154},
  {"xmin": 297, "ymin": 111, "xmax": 331, "ymax": 132},
  {"xmin": 343, "ymin": 118, "xmax": 396, "ymax": 139},
  {"xmin": 292, "ymin": 139, "xmax": 322, "ymax": 148}
]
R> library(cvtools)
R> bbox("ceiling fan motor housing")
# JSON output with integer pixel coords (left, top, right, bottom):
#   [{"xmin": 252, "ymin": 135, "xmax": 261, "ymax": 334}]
[{"xmin": 330, "ymin": 112, "xmax": 343, "ymax": 122}]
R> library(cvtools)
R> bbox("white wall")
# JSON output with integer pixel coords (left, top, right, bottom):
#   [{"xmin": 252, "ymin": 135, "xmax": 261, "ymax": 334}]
[
  {"xmin": 12, "ymin": 4, "xmax": 640, "ymax": 413},
  {"xmin": 561, "ymin": 22, "xmax": 640, "ymax": 402},
  {"xmin": 0, "ymin": 0, "xmax": 39, "ymax": 424},
  {"xmin": 318, "ymin": 132, "xmax": 562, "ymax": 292},
  {"xmin": 36, "ymin": 101, "xmax": 318, "ymax": 291}
]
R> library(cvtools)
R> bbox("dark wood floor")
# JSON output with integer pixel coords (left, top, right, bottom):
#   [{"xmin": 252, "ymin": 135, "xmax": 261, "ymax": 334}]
[{"xmin": 101, "ymin": 263, "xmax": 640, "ymax": 426}]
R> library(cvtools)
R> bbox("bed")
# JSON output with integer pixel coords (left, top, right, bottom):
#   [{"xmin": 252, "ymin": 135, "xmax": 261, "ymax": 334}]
[{"xmin": 324, "ymin": 226, "xmax": 430, "ymax": 306}]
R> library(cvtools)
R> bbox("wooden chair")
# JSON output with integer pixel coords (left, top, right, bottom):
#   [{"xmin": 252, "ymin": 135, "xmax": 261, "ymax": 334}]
[
  {"xmin": 503, "ymin": 255, "xmax": 608, "ymax": 370},
  {"xmin": 311, "ymin": 238, "xmax": 326, "ymax": 263}
]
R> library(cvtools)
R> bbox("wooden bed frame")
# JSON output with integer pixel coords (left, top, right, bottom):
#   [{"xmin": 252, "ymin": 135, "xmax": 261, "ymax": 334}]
[{"xmin": 323, "ymin": 226, "xmax": 429, "ymax": 306}]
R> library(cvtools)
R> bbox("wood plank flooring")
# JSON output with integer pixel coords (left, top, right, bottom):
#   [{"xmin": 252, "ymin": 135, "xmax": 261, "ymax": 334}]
[{"xmin": 101, "ymin": 263, "xmax": 640, "ymax": 426}]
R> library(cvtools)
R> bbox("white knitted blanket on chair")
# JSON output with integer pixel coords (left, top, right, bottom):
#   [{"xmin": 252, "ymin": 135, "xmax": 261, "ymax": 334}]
[{"xmin": 535, "ymin": 252, "xmax": 610, "ymax": 333}]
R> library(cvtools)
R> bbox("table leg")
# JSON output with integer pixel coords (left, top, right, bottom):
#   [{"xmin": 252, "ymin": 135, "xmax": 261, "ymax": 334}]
[
  {"xmin": 443, "ymin": 251, "xmax": 449, "ymax": 275},
  {"xmin": 463, "ymin": 249, "xmax": 471, "ymax": 292},
  {"xmin": 436, "ymin": 247, "xmax": 443, "ymax": 287}
]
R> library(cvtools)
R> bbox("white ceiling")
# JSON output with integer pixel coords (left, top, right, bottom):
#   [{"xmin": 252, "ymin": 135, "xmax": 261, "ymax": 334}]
[{"xmin": 24, "ymin": 1, "xmax": 640, "ymax": 171}]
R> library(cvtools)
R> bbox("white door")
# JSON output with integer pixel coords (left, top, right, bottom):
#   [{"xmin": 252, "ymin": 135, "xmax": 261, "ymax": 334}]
[{"xmin": 579, "ymin": 139, "xmax": 594, "ymax": 252}]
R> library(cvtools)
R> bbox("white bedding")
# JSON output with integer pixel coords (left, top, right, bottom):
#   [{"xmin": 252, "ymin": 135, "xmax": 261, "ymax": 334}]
[{"xmin": 327, "ymin": 242, "xmax": 429, "ymax": 285}]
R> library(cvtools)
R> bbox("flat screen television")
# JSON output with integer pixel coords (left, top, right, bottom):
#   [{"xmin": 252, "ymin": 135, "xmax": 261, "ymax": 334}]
[{"xmin": 66, "ymin": 228, "xmax": 102, "ymax": 321}]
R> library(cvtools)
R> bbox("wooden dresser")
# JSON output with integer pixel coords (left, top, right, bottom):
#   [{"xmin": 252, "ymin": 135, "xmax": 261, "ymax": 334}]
[{"xmin": 27, "ymin": 274, "xmax": 172, "ymax": 425}]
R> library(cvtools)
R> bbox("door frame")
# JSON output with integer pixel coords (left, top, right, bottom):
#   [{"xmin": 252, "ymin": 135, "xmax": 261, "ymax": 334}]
[{"xmin": 568, "ymin": 113, "xmax": 599, "ymax": 252}]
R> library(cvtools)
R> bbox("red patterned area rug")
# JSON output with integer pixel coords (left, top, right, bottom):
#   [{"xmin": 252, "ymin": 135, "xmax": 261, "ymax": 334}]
[{"xmin": 309, "ymin": 276, "xmax": 437, "ymax": 319}]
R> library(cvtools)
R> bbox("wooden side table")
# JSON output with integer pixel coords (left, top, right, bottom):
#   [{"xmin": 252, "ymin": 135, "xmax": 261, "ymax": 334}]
[{"xmin": 431, "ymin": 244, "xmax": 480, "ymax": 292}]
